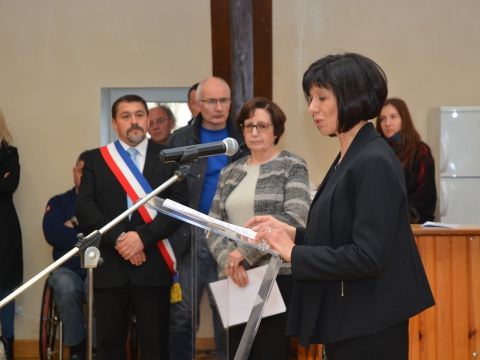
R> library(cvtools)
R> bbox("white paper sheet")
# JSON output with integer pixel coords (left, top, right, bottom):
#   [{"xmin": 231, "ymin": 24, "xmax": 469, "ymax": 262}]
[
  {"xmin": 208, "ymin": 265, "xmax": 286, "ymax": 328},
  {"xmin": 422, "ymin": 221, "xmax": 461, "ymax": 228}
]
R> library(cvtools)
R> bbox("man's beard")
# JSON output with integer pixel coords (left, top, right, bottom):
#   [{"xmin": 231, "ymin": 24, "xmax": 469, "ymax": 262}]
[{"xmin": 127, "ymin": 125, "xmax": 146, "ymax": 145}]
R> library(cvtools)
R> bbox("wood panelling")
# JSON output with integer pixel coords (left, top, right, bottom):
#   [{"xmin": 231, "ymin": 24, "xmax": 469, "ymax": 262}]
[{"xmin": 409, "ymin": 229, "xmax": 480, "ymax": 360}]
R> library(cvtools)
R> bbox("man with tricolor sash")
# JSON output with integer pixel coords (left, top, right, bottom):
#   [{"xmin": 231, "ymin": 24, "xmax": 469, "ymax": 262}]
[{"xmin": 76, "ymin": 94, "xmax": 188, "ymax": 359}]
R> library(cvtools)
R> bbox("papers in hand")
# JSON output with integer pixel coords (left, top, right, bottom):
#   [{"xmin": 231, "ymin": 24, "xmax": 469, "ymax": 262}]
[
  {"xmin": 422, "ymin": 221, "xmax": 461, "ymax": 228},
  {"xmin": 208, "ymin": 265, "xmax": 286, "ymax": 328}
]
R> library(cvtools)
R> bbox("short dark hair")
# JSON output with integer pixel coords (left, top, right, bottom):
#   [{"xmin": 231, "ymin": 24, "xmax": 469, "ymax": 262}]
[
  {"xmin": 187, "ymin": 83, "xmax": 199, "ymax": 98},
  {"xmin": 154, "ymin": 104, "xmax": 176, "ymax": 126},
  {"xmin": 77, "ymin": 150, "xmax": 89, "ymax": 164},
  {"xmin": 302, "ymin": 53, "xmax": 388, "ymax": 133},
  {"xmin": 235, "ymin": 97, "xmax": 286, "ymax": 145},
  {"xmin": 111, "ymin": 94, "xmax": 148, "ymax": 119}
]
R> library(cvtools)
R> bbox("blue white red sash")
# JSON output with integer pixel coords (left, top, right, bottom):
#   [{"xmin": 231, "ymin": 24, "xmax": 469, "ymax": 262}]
[{"xmin": 99, "ymin": 141, "xmax": 179, "ymax": 288}]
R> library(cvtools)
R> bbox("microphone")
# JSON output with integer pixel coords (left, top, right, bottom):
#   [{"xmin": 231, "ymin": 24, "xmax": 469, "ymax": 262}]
[{"xmin": 160, "ymin": 137, "xmax": 239, "ymax": 163}]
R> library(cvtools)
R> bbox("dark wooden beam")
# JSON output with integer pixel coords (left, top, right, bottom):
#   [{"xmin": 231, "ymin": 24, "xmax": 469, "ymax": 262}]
[
  {"xmin": 229, "ymin": 0, "xmax": 253, "ymax": 115},
  {"xmin": 252, "ymin": 0, "xmax": 272, "ymax": 100},
  {"xmin": 210, "ymin": 0, "xmax": 272, "ymax": 102},
  {"xmin": 210, "ymin": 0, "xmax": 232, "ymax": 87}
]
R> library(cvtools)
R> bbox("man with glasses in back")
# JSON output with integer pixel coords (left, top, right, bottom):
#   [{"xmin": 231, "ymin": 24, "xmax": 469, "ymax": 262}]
[{"xmin": 167, "ymin": 77, "xmax": 248, "ymax": 359}]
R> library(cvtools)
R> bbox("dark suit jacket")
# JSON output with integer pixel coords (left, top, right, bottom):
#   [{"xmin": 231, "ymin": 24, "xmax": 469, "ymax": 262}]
[
  {"xmin": 76, "ymin": 140, "xmax": 188, "ymax": 288},
  {"xmin": 0, "ymin": 145, "xmax": 23, "ymax": 289},
  {"xmin": 287, "ymin": 123, "xmax": 434, "ymax": 346}
]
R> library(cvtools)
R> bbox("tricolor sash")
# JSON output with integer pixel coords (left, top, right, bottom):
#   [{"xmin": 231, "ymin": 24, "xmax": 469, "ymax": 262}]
[{"xmin": 100, "ymin": 140, "xmax": 182, "ymax": 303}]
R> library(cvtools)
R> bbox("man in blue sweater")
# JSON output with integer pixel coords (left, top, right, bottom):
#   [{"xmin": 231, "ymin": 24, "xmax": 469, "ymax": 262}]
[
  {"xmin": 43, "ymin": 151, "xmax": 87, "ymax": 360},
  {"xmin": 167, "ymin": 77, "xmax": 248, "ymax": 359}
]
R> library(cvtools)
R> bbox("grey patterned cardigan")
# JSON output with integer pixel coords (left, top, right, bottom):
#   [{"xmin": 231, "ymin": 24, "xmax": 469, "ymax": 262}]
[{"xmin": 207, "ymin": 150, "xmax": 312, "ymax": 277}]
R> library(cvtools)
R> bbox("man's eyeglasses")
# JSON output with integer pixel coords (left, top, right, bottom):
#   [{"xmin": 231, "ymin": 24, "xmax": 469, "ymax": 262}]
[
  {"xmin": 199, "ymin": 98, "xmax": 231, "ymax": 107},
  {"xmin": 241, "ymin": 122, "xmax": 273, "ymax": 133}
]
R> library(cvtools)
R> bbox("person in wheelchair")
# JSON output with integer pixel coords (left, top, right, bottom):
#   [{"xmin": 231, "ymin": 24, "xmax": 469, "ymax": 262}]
[{"xmin": 42, "ymin": 151, "xmax": 88, "ymax": 360}]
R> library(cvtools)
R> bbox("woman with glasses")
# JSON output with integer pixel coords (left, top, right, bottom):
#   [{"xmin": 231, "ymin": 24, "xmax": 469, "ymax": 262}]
[{"xmin": 206, "ymin": 97, "xmax": 312, "ymax": 359}]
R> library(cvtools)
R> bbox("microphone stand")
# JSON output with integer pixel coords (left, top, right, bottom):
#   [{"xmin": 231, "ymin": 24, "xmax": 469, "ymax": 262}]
[{"xmin": 0, "ymin": 165, "xmax": 190, "ymax": 360}]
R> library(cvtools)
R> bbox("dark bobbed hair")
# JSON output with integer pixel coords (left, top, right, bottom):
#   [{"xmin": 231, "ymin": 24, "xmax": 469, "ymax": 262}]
[
  {"xmin": 235, "ymin": 97, "xmax": 286, "ymax": 145},
  {"xmin": 302, "ymin": 53, "xmax": 388, "ymax": 133},
  {"xmin": 111, "ymin": 94, "xmax": 148, "ymax": 119},
  {"xmin": 376, "ymin": 98, "xmax": 421, "ymax": 170}
]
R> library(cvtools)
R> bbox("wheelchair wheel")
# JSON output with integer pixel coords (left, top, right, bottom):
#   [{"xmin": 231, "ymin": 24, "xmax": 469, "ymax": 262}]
[{"xmin": 39, "ymin": 280, "xmax": 63, "ymax": 360}]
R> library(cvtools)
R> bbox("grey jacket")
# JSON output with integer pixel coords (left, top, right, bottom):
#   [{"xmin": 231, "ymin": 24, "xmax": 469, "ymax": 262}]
[{"xmin": 207, "ymin": 150, "xmax": 312, "ymax": 276}]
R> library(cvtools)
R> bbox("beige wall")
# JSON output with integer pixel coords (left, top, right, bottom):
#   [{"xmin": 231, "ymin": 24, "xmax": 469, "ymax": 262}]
[
  {"xmin": 1, "ymin": 0, "xmax": 479, "ymax": 340},
  {"xmin": 274, "ymin": 0, "xmax": 480, "ymax": 186},
  {"xmin": 0, "ymin": 0, "xmax": 212, "ymax": 339}
]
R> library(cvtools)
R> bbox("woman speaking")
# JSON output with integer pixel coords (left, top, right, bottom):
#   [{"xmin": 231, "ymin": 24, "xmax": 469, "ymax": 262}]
[{"xmin": 247, "ymin": 54, "xmax": 434, "ymax": 360}]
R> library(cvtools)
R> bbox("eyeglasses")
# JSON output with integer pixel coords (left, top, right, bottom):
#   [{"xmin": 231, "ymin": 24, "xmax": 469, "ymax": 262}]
[
  {"xmin": 241, "ymin": 122, "xmax": 273, "ymax": 133},
  {"xmin": 199, "ymin": 98, "xmax": 231, "ymax": 107}
]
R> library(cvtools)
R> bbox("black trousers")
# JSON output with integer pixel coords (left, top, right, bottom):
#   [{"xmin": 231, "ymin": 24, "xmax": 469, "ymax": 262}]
[
  {"xmin": 324, "ymin": 320, "xmax": 409, "ymax": 360},
  {"xmin": 94, "ymin": 282, "xmax": 170, "ymax": 360}
]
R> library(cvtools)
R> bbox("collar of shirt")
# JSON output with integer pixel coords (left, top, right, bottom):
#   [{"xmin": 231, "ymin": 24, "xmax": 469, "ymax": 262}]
[{"xmin": 118, "ymin": 137, "xmax": 148, "ymax": 172}]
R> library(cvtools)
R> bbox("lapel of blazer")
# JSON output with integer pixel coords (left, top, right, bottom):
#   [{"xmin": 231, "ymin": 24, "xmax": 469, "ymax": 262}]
[
  {"xmin": 142, "ymin": 140, "xmax": 155, "ymax": 182},
  {"xmin": 311, "ymin": 153, "xmax": 340, "ymax": 205},
  {"xmin": 339, "ymin": 122, "xmax": 380, "ymax": 170},
  {"xmin": 311, "ymin": 122, "xmax": 380, "ymax": 202}
]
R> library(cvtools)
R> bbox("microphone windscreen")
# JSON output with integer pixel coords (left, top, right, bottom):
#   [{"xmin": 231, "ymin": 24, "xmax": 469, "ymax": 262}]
[{"xmin": 223, "ymin": 137, "xmax": 239, "ymax": 156}]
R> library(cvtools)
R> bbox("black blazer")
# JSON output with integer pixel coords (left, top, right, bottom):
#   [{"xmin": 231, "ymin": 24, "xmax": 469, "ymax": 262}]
[
  {"xmin": 287, "ymin": 123, "xmax": 434, "ymax": 346},
  {"xmin": 0, "ymin": 145, "xmax": 23, "ymax": 289},
  {"xmin": 76, "ymin": 140, "xmax": 188, "ymax": 288}
]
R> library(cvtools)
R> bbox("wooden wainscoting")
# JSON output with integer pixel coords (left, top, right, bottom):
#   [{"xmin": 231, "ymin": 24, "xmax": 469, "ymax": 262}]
[
  {"xmin": 409, "ymin": 226, "xmax": 480, "ymax": 360},
  {"xmin": 292, "ymin": 338, "xmax": 323, "ymax": 360}
]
